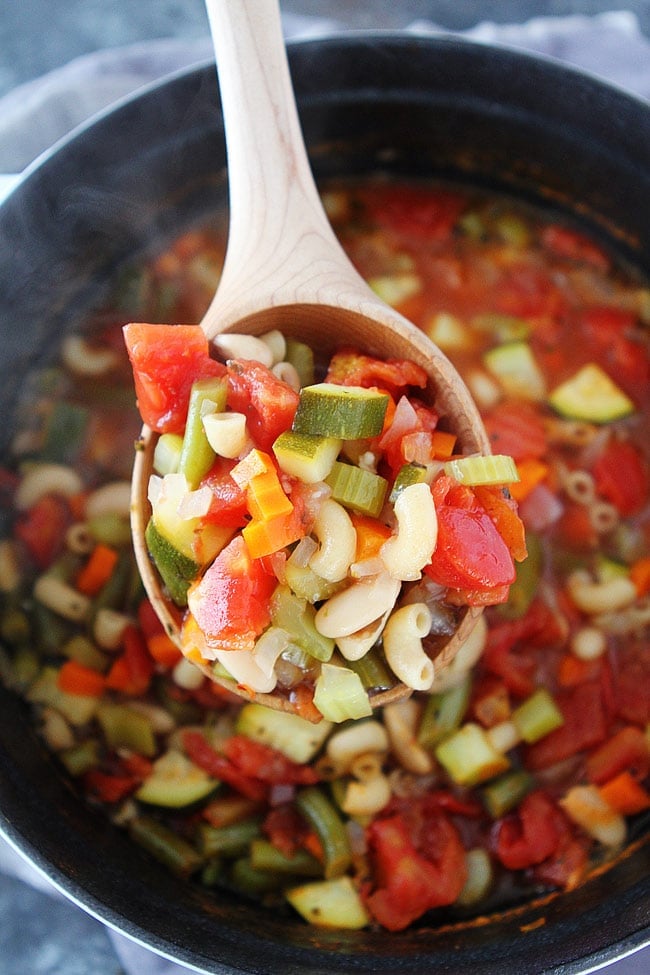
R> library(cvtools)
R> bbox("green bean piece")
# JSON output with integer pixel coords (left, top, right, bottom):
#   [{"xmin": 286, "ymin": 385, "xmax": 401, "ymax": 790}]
[
  {"xmin": 196, "ymin": 816, "xmax": 263, "ymax": 858},
  {"xmin": 91, "ymin": 550, "xmax": 133, "ymax": 617},
  {"xmin": 498, "ymin": 532, "xmax": 542, "ymax": 620},
  {"xmin": 200, "ymin": 858, "xmax": 226, "ymax": 888},
  {"xmin": 129, "ymin": 815, "xmax": 203, "ymax": 878},
  {"xmin": 32, "ymin": 602, "xmax": 73, "ymax": 655},
  {"xmin": 178, "ymin": 376, "xmax": 228, "ymax": 489},
  {"xmin": 41, "ymin": 401, "xmax": 89, "ymax": 465},
  {"xmin": 418, "ymin": 673, "xmax": 472, "ymax": 749},
  {"xmin": 230, "ymin": 857, "xmax": 291, "ymax": 896},
  {"xmin": 87, "ymin": 512, "xmax": 133, "ymax": 549},
  {"xmin": 284, "ymin": 339, "xmax": 315, "ymax": 387},
  {"xmin": 295, "ymin": 786, "xmax": 351, "ymax": 879},
  {"xmin": 249, "ymin": 839, "xmax": 323, "ymax": 877},
  {"xmin": 97, "ymin": 703, "xmax": 157, "ymax": 758}
]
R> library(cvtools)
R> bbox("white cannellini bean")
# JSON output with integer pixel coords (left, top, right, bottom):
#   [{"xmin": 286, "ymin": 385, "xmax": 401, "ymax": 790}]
[
  {"xmin": 315, "ymin": 572, "xmax": 401, "ymax": 639},
  {"xmin": 570, "ymin": 625, "xmax": 607, "ymax": 661},
  {"xmin": 172, "ymin": 656, "xmax": 207, "ymax": 691},
  {"xmin": 15, "ymin": 463, "xmax": 84, "ymax": 510}
]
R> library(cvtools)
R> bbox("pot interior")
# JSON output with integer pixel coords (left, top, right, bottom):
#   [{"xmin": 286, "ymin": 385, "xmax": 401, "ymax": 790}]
[{"xmin": 0, "ymin": 34, "xmax": 648, "ymax": 975}]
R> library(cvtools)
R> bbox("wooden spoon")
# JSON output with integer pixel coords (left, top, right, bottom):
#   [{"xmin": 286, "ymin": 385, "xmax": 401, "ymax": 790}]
[{"xmin": 131, "ymin": 0, "xmax": 488, "ymax": 715}]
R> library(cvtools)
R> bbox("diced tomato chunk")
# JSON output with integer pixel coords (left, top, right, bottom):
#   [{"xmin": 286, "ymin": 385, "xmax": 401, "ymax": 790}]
[
  {"xmin": 325, "ymin": 348, "xmax": 428, "ymax": 398},
  {"xmin": 223, "ymin": 736, "xmax": 319, "ymax": 786},
  {"xmin": 495, "ymin": 791, "xmax": 563, "ymax": 871},
  {"xmin": 483, "ymin": 400, "xmax": 548, "ymax": 462},
  {"xmin": 586, "ymin": 726, "xmax": 650, "ymax": 785},
  {"xmin": 226, "ymin": 359, "xmax": 299, "ymax": 452},
  {"xmin": 592, "ymin": 438, "xmax": 648, "ymax": 516},
  {"xmin": 526, "ymin": 680, "xmax": 609, "ymax": 770},
  {"xmin": 123, "ymin": 323, "xmax": 225, "ymax": 434},
  {"xmin": 14, "ymin": 494, "xmax": 72, "ymax": 570},
  {"xmin": 365, "ymin": 186, "xmax": 466, "ymax": 244}
]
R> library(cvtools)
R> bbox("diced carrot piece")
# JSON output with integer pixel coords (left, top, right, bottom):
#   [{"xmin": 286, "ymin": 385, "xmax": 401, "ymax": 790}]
[
  {"xmin": 630, "ymin": 556, "xmax": 650, "ymax": 597},
  {"xmin": 351, "ymin": 513, "xmax": 392, "ymax": 562},
  {"xmin": 599, "ymin": 771, "xmax": 650, "ymax": 815},
  {"xmin": 76, "ymin": 543, "xmax": 119, "ymax": 596},
  {"xmin": 430, "ymin": 430, "xmax": 457, "ymax": 460},
  {"xmin": 57, "ymin": 660, "xmax": 106, "ymax": 697},
  {"xmin": 508, "ymin": 458, "xmax": 549, "ymax": 503},
  {"xmin": 147, "ymin": 632, "xmax": 183, "ymax": 668}
]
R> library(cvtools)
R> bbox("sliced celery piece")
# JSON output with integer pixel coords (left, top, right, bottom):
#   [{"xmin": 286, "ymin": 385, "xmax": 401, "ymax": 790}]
[
  {"xmin": 512, "ymin": 688, "xmax": 564, "ymax": 744},
  {"xmin": 197, "ymin": 816, "xmax": 262, "ymax": 858},
  {"xmin": 325, "ymin": 461, "xmax": 388, "ymax": 517},
  {"xmin": 283, "ymin": 560, "xmax": 343, "ymax": 604},
  {"xmin": 270, "ymin": 586, "xmax": 334, "ymax": 662},
  {"xmin": 457, "ymin": 848, "xmax": 495, "ymax": 906},
  {"xmin": 273, "ymin": 431, "xmax": 342, "ymax": 483},
  {"xmin": 235, "ymin": 702, "xmax": 332, "ymax": 764},
  {"xmin": 129, "ymin": 815, "xmax": 203, "ymax": 878},
  {"xmin": 444, "ymin": 454, "xmax": 519, "ymax": 487},
  {"xmin": 286, "ymin": 876, "xmax": 369, "ymax": 929},
  {"xmin": 435, "ymin": 722, "xmax": 510, "ymax": 786},
  {"xmin": 312, "ymin": 664, "xmax": 372, "ymax": 723},
  {"xmin": 418, "ymin": 674, "xmax": 472, "ymax": 749},
  {"xmin": 293, "ymin": 383, "xmax": 389, "ymax": 439},
  {"xmin": 179, "ymin": 376, "xmax": 228, "ymax": 488},
  {"xmin": 250, "ymin": 839, "xmax": 322, "ymax": 877}
]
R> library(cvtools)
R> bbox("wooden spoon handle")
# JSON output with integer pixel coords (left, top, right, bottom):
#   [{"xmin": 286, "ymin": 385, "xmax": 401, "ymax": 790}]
[{"xmin": 202, "ymin": 0, "xmax": 369, "ymax": 337}]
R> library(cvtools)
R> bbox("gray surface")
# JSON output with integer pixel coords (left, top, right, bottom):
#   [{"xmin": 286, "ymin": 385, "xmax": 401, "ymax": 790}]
[{"xmin": 1, "ymin": 2, "xmax": 650, "ymax": 974}]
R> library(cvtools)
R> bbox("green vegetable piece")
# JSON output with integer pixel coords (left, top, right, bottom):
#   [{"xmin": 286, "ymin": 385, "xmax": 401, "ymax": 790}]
[
  {"xmin": 456, "ymin": 848, "xmax": 495, "ymax": 906},
  {"xmin": 418, "ymin": 674, "xmax": 472, "ymax": 749},
  {"xmin": 145, "ymin": 518, "xmax": 198, "ymax": 607},
  {"xmin": 179, "ymin": 376, "xmax": 228, "ymax": 487},
  {"xmin": 250, "ymin": 839, "xmax": 323, "ymax": 877},
  {"xmin": 389, "ymin": 463, "xmax": 428, "ymax": 502},
  {"xmin": 273, "ymin": 430, "xmax": 342, "ymax": 483},
  {"xmin": 62, "ymin": 635, "xmax": 109, "ymax": 672},
  {"xmin": 286, "ymin": 876, "xmax": 369, "ymax": 929},
  {"xmin": 472, "ymin": 312, "xmax": 529, "ymax": 342},
  {"xmin": 312, "ymin": 664, "xmax": 372, "ymax": 723},
  {"xmin": 270, "ymin": 586, "xmax": 335, "ymax": 662},
  {"xmin": 135, "ymin": 749, "xmax": 217, "ymax": 808},
  {"xmin": 444, "ymin": 454, "xmax": 519, "ymax": 487},
  {"xmin": 129, "ymin": 815, "xmax": 203, "ymax": 878},
  {"xmin": 97, "ymin": 703, "xmax": 157, "ymax": 757},
  {"xmin": 197, "ymin": 816, "xmax": 263, "ymax": 858},
  {"xmin": 345, "ymin": 648, "xmax": 395, "ymax": 692},
  {"xmin": 235, "ymin": 702, "xmax": 332, "ymax": 764},
  {"xmin": 292, "ymin": 383, "xmax": 389, "ymax": 439},
  {"xmin": 325, "ymin": 461, "xmax": 388, "ymax": 517},
  {"xmin": 285, "ymin": 338, "xmax": 315, "ymax": 387},
  {"xmin": 512, "ymin": 688, "xmax": 564, "ymax": 744},
  {"xmin": 548, "ymin": 363, "xmax": 634, "ymax": 423},
  {"xmin": 41, "ymin": 401, "xmax": 89, "ymax": 465},
  {"xmin": 435, "ymin": 723, "xmax": 510, "ymax": 787},
  {"xmin": 283, "ymin": 560, "xmax": 344, "ymax": 604},
  {"xmin": 482, "ymin": 769, "xmax": 534, "ymax": 818},
  {"xmin": 26, "ymin": 665, "xmax": 98, "ymax": 726},
  {"xmin": 295, "ymin": 786, "xmax": 352, "ymax": 879},
  {"xmin": 483, "ymin": 341, "xmax": 546, "ymax": 401},
  {"xmin": 59, "ymin": 739, "xmax": 101, "ymax": 777},
  {"xmin": 149, "ymin": 473, "xmax": 234, "ymax": 566},
  {"xmin": 498, "ymin": 532, "xmax": 542, "ymax": 620},
  {"xmin": 153, "ymin": 432, "xmax": 184, "ymax": 475},
  {"xmin": 230, "ymin": 857, "xmax": 289, "ymax": 895}
]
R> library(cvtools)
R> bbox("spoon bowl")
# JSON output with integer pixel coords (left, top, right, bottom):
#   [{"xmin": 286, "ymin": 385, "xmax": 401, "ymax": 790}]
[{"xmin": 131, "ymin": 0, "xmax": 489, "ymax": 714}]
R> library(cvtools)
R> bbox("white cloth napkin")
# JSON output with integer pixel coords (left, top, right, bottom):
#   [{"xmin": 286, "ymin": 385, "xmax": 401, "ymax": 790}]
[{"xmin": 1, "ymin": 10, "xmax": 650, "ymax": 974}]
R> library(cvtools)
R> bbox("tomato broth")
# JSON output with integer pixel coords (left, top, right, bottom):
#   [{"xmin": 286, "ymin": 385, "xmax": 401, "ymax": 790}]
[{"xmin": 1, "ymin": 180, "xmax": 649, "ymax": 933}]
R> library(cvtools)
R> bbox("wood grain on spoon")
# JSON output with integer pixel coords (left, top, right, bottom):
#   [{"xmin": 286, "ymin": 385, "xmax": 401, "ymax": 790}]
[{"xmin": 130, "ymin": 0, "xmax": 489, "ymax": 715}]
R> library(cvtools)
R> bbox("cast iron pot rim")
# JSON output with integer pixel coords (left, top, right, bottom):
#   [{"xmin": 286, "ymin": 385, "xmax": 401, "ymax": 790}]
[{"xmin": 1, "ymin": 29, "xmax": 649, "ymax": 975}]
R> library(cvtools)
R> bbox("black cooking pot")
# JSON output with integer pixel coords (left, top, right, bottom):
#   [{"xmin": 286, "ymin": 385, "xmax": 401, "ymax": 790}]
[{"xmin": 0, "ymin": 33, "xmax": 648, "ymax": 975}]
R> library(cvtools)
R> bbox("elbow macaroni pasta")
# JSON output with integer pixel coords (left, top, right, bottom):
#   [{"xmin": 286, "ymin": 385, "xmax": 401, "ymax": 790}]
[
  {"xmin": 382, "ymin": 602, "xmax": 435, "ymax": 691},
  {"xmin": 380, "ymin": 482, "xmax": 438, "ymax": 581}
]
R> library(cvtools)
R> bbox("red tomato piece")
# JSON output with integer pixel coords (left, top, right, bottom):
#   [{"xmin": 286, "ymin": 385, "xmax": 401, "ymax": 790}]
[
  {"xmin": 541, "ymin": 225, "xmax": 610, "ymax": 270},
  {"xmin": 83, "ymin": 769, "xmax": 139, "ymax": 804},
  {"xmin": 592, "ymin": 438, "xmax": 648, "ymax": 516},
  {"xmin": 365, "ymin": 811, "xmax": 466, "ymax": 931},
  {"xmin": 263, "ymin": 804, "xmax": 312, "ymax": 858},
  {"xmin": 586, "ymin": 726, "xmax": 650, "ymax": 785},
  {"xmin": 123, "ymin": 323, "xmax": 225, "ymax": 434},
  {"xmin": 494, "ymin": 791, "xmax": 562, "ymax": 871},
  {"xmin": 482, "ymin": 600, "xmax": 562, "ymax": 698},
  {"xmin": 187, "ymin": 536, "xmax": 276, "ymax": 652},
  {"xmin": 181, "ymin": 729, "xmax": 268, "ymax": 802},
  {"xmin": 325, "ymin": 348, "xmax": 428, "ymax": 398},
  {"xmin": 424, "ymin": 484, "xmax": 516, "ymax": 592},
  {"xmin": 482, "ymin": 400, "xmax": 548, "ymax": 462},
  {"xmin": 365, "ymin": 186, "xmax": 466, "ymax": 243},
  {"xmin": 14, "ymin": 494, "xmax": 71, "ymax": 569},
  {"xmin": 525, "ymin": 680, "xmax": 609, "ymax": 770},
  {"xmin": 615, "ymin": 642, "xmax": 650, "ymax": 725},
  {"xmin": 226, "ymin": 359, "xmax": 299, "ymax": 452},
  {"xmin": 223, "ymin": 736, "xmax": 319, "ymax": 786},
  {"xmin": 201, "ymin": 456, "xmax": 249, "ymax": 528},
  {"xmin": 473, "ymin": 486, "xmax": 528, "ymax": 563}
]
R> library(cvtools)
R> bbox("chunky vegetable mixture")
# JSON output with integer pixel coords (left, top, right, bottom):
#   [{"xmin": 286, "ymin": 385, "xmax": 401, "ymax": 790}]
[
  {"xmin": 125, "ymin": 319, "xmax": 525, "ymax": 716},
  {"xmin": 1, "ymin": 181, "xmax": 649, "ymax": 932}
]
